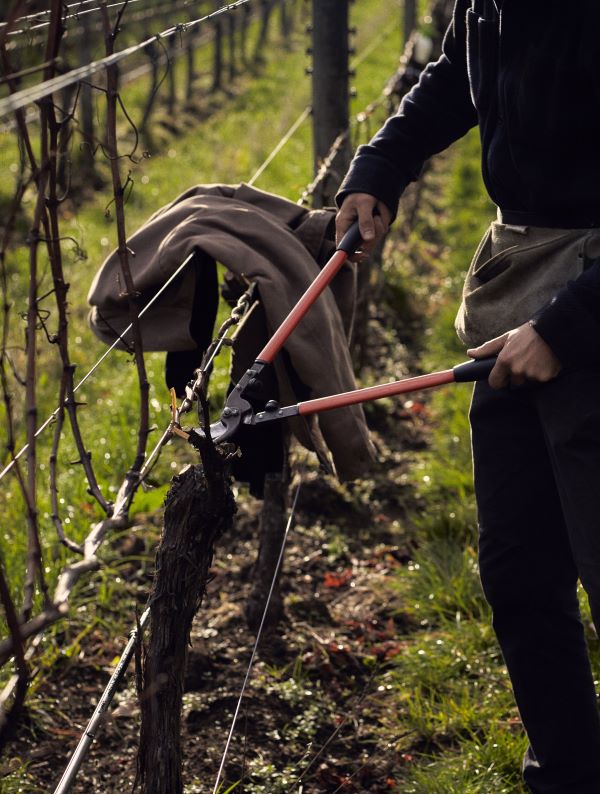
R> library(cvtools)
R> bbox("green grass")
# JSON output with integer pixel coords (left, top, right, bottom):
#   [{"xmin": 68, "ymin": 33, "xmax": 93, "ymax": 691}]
[
  {"xmin": 374, "ymin": 131, "xmax": 533, "ymax": 791},
  {"xmin": 401, "ymin": 725, "xmax": 527, "ymax": 794}
]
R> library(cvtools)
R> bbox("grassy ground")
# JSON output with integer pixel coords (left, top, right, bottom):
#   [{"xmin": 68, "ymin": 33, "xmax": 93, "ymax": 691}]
[
  {"xmin": 5, "ymin": 2, "xmax": 598, "ymax": 792},
  {"xmin": 376, "ymin": 133, "xmax": 531, "ymax": 792}
]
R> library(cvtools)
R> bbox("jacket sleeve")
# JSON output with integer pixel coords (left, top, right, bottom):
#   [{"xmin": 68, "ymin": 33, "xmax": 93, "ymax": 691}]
[
  {"xmin": 531, "ymin": 262, "xmax": 600, "ymax": 366},
  {"xmin": 336, "ymin": 0, "xmax": 478, "ymax": 217}
]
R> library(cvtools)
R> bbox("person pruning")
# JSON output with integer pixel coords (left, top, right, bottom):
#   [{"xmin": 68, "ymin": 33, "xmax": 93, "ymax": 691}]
[{"xmin": 336, "ymin": 2, "xmax": 600, "ymax": 791}]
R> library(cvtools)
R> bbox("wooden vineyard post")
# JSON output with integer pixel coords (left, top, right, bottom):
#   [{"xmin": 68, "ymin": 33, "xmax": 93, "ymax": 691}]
[
  {"xmin": 185, "ymin": 37, "xmax": 196, "ymax": 106},
  {"xmin": 137, "ymin": 452, "xmax": 236, "ymax": 794},
  {"xmin": 254, "ymin": 0, "xmax": 276, "ymax": 62},
  {"xmin": 166, "ymin": 42, "xmax": 177, "ymax": 116},
  {"xmin": 280, "ymin": 0, "xmax": 291, "ymax": 42},
  {"xmin": 310, "ymin": 0, "xmax": 351, "ymax": 207},
  {"xmin": 240, "ymin": 2, "xmax": 252, "ymax": 64},
  {"xmin": 403, "ymin": 0, "xmax": 417, "ymax": 49},
  {"xmin": 212, "ymin": 0, "xmax": 224, "ymax": 91},
  {"xmin": 246, "ymin": 470, "xmax": 289, "ymax": 631},
  {"xmin": 77, "ymin": 12, "xmax": 97, "ymax": 186},
  {"xmin": 227, "ymin": 11, "xmax": 237, "ymax": 82}
]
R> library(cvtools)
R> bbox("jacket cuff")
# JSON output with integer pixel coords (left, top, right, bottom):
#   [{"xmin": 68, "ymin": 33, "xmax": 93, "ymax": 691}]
[
  {"xmin": 532, "ymin": 287, "xmax": 600, "ymax": 367},
  {"xmin": 335, "ymin": 146, "xmax": 415, "ymax": 220}
]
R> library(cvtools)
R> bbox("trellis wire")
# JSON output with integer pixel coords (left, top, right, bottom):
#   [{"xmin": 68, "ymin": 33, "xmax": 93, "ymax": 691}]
[
  {"xmin": 351, "ymin": 22, "xmax": 397, "ymax": 69},
  {"xmin": 247, "ymin": 104, "xmax": 312, "ymax": 187},
  {"xmin": 5, "ymin": 0, "xmax": 145, "ymax": 35},
  {"xmin": 4, "ymin": 0, "xmax": 217, "ymax": 53},
  {"xmin": 297, "ymin": 130, "xmax": 349, "ymax": 206},
  {"xmin": 211, "ymin": 468, "xmax": 304, "ymax": 794},
  {"xmin": 0, "ymin": 0, "xmax": 252, "ymax": 118},
  {"xmin": 52, "ymin": 607, "xmax": 151, "ymax": 794},
  {"xmin": 1, "ymin": 0, "xmax": 137, "ymax": 27}
]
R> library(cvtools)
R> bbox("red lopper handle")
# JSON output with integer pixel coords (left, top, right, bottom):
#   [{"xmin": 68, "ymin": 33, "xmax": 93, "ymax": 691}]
[
  {"xmin": 296, "ymin": 357, "xmax": 497, "ymax": 417},
  {"xmin": 257, "ymin": 221, "xmax": 361, "ymax": 364}
]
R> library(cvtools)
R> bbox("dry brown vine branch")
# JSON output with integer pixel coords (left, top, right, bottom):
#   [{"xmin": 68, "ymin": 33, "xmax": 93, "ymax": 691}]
[
  {"xmin": 101, "ymin": 0, "xmax": 151, "ymax": 479},
  {"xmin": 0, "ymin": 555, "xmax": 28, "ymax": 749},
  {"xmin": 3, "ymin": 0, "xmax": 112, "ymax": 566},
  {"xmin": 43, "ymin": 67, "xmax": 112, "ymax": 517},
  {"xmin": 20, "ymin": 0, "xmax": 67, "ymax": 621}
]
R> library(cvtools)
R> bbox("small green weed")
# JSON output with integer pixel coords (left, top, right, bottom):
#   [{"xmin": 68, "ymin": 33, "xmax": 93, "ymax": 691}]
[
  {"xmin": 387, "ymin": 622, "xmax": 513, "ymax": 744},
  {"xmin": 0, "ymin": 759, "xmax": 45, "ymax": 794},
  {"xmin": 378, "ymin": 128, "xmax": 524, "ymax": 790},
  {"xmin": 400, "ymin": 724, "xmax": 528, "ymax": 793},
  {"xmin": 399, "ymin": 538, "xmax": 488, "ymax": 626}
]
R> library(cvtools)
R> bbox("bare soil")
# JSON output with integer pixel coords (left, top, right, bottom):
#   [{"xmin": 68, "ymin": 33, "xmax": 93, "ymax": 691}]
[{"xmin": 8, "ymin": 273, "xmax": 435, "ymax": 794}]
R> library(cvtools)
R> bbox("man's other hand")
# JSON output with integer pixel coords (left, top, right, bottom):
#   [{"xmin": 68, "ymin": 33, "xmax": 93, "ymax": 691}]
[
  {"xmin": 467, "ymin": 322, "xmax": 562, "ymax": 389},
  {"xmin": 335, "ymin": 193, "xmax": 391, "ymax": 254}
]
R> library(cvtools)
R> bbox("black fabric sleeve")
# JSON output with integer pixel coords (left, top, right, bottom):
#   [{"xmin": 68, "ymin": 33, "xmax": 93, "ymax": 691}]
[
  {"xmin": 336, "ymin": 0, "xmax": 478, "ymax": 217},
  {"xmin": 532, "ymin": 260, "xmax": 600, "ymax": 366}
]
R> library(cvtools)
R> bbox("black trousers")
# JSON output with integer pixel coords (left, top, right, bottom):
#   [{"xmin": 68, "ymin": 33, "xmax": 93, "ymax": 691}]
[{"xmin": 471, "ymin": 369, "xmax": 600, "ymax": 794}]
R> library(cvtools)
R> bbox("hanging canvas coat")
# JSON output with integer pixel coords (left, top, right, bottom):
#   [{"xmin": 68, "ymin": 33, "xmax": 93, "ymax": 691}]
[{"xmin": 88, "ymin": 183, "xmax": 376, "ymax": 482}]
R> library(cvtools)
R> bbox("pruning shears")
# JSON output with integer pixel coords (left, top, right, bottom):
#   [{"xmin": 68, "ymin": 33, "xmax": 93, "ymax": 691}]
[{"xmin": 187, "ymin": 221, "xmax": 495, "ymax": 448}]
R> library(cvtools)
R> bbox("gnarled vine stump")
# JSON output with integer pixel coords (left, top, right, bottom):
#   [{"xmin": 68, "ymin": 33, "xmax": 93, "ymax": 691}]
[{"xmin": 137, "ymin": 448, "xmax": 235, "ymax": 794}]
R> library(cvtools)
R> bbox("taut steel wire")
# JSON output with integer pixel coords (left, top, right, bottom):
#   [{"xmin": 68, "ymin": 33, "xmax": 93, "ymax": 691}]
[{"xmin": 0, "ymin": 0, "xmax": 251, "ymax": 119}]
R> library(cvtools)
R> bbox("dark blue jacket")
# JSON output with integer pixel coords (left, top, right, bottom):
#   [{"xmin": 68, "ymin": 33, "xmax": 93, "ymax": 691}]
[{"xmin": 337, "ymin": 0, "xmax": 600, "ymax": 364}]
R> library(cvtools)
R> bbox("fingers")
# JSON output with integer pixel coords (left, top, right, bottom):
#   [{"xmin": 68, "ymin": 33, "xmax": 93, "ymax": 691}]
[
  {"xmin": 357, "ymin": 202, "xmax": 377, "ymax": 243},
  {"xmin": 467, "ymin": 332, "xmax": 509, "ymax": 360},
  {"xmin": 469, "ymin": 324, "xmax": 562, "ymax": 390},
  {"xmin": 488, "ymin": 360, "xmax": 525, "ymax": 390},
  {"xmin": 468, "ymin": 332, "xmax": 515, "ymax": 389},
  {"xmin": 468, "ymin": 333, "xmax": 510, "ymax": 388},
  {"xmin": 335, "ymin": 193, "xmax": 390, "ymax": 251},
  {"xmin": 335, "ymin": 200, "xmax": 363, "ymax": 248},
  {"xmin": 373, "ymin": 213, "xmax": 387, "ymax": 241},
  {"xmin": 376, "ymin": 200, "xmax": 392, "ymax": 231},
  {"xmin": 486, "ymin": 348, "xmax": 528, "ymax": 389}
]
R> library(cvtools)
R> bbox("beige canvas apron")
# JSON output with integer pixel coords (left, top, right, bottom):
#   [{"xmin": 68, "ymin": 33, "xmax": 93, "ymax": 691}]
[{"xmin": 455, "ymin": 218, "xmax": 600, "ymax": 348}]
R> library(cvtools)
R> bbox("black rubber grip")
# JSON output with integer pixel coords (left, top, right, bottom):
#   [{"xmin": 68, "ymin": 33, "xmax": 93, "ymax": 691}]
[
  {"xmin": 453, "ymin": 356, "xmax": 497, "ymax": 383},
  {"xmin": 337, "ymin": 220, "xmax": 362, "ymax": 254}
]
